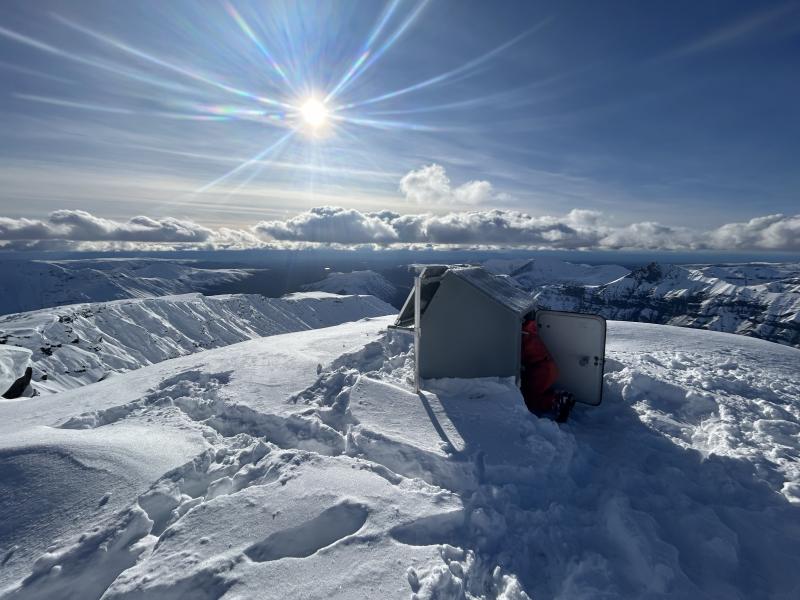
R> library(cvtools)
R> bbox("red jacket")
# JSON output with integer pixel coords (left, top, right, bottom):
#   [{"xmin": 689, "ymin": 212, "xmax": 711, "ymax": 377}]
[{"xmin": 521, "ymin": 319, "xmax": 559, "ymax": 413}]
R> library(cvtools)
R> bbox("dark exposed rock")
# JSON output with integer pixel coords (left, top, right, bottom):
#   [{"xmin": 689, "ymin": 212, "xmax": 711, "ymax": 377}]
[{"xmin": 2, "ymin": 366, "xmax": 32, "ymax": 399}]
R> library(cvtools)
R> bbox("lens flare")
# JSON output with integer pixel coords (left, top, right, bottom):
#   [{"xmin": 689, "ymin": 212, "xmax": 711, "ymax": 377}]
[
  {"xmin": 0, "ymin": 2, "xmax": 546, "ymax": 200},
  {"xmin": 300, "ymin": 98, "xmax": 328, "ymax": 128}
]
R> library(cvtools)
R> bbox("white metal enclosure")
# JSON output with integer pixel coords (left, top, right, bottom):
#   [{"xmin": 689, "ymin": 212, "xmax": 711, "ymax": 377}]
[
  {"xmin": 536, "ymin": 310, "xmax": 606, "ymax": 406},
  {"xmin": 393, "ymin": 265, "xmax": 607, "ymax": 406},
  {"xmin": 394, "ymin": 265, "xmax": 535, "ymax": 387}
]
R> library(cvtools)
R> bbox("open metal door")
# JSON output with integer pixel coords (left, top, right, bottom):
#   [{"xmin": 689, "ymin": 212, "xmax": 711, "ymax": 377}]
[{"xmin": 536, "ymin": 310, "xmax": 606, "ymax": 406}]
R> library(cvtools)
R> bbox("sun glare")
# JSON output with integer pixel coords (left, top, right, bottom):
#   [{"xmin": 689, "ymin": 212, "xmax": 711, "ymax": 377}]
[{"xmin": 300, "ymin": 98, "xmax": 328, "ymax": 128}]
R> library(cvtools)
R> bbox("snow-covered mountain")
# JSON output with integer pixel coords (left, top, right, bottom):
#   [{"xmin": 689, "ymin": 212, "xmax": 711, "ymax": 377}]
[
  {"xmin": 301, "ymin": 270, "xmax": 398, "ymax": 304},
  {"xmin": 486, "ymin": 257, "xmax": 629, "ymax": 287},
  {"xmin": 526, "ymin": 262, "xmax": 800, "ymax": 348},
  {"xmin": 0, "ymin": 292, "xmax": 395, "ymax": 395},
  {"xmin": 0, "ymin": 258, "xmax": 256, "ymax": 315},
  {"xmin": 1, "ymin": 318, "xmax": 798, "ymax": 598}
]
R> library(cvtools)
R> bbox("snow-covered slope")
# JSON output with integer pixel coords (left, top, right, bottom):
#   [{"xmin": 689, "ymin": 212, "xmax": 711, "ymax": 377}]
[
  {"xmin": 487, "ymin": 257, "xmax": 629, "ymax": 287},
  {"xmin": 301, "ymin": 270, "xmax": 398, "ymax": 304},
  {"xmin": 0, "ymin": 292, "xmax": 395, "ymax": 394},
  {"xmin": 532, "ymin": 262, "xmax": 800, "ymax": 348},
  {"xmin": 0, "ymin": 259, "xmax": 255, "ymax": 315},
  {"xmin": 1, "ymin": 318, "xmax": 799, "ymax": 599}
]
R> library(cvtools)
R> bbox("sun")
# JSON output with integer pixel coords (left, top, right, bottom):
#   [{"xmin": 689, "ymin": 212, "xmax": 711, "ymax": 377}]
[{"xmin": 300, "ymin": 98, "xmax": 328, "ymax": 128}]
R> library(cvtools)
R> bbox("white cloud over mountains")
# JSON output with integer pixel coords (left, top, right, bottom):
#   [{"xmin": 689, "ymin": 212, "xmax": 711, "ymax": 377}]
[
  {"xmin": 1, "ymin": 165, "xmax": 798, "ymax": 252},
  {"xmin": 0, "ymin": 210, "xmax": 213, "ymax": 242},
  {"xmin": 2, "ymin": 206, "xmax": 798, "ymax": 252},
  {"xmin": 253, "ymin": 206, "xmax": 800, "ymax": 251}
]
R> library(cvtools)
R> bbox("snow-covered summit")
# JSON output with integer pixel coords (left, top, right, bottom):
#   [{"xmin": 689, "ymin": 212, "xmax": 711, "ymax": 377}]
[
  {"xmin": 1, "ymin": 317, "xmax": 798, "ymax": 598},
  {"xmin": 489, "ymin": 257, "xmax": 629, "ymax": 287},
  {"xmin": 301, "ymin": 270, "xmax": 398, "ymax": 304}
]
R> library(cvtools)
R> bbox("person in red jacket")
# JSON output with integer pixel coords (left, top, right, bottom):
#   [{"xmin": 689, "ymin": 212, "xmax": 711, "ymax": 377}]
[{"xmin": 521, "ymin": 319, "xmax": 575, "ymax": 422}]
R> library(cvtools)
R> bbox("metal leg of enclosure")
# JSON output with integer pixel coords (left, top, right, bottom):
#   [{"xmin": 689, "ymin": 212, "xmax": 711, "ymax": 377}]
[{"xmin": 414, "ymin": 273, "xmax": 422, "ymax": 393}]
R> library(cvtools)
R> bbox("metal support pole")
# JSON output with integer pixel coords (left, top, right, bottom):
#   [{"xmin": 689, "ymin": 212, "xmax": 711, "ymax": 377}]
[{"xmin": 414, "ymin": 273, "xmax": 422, "ymax": 393}]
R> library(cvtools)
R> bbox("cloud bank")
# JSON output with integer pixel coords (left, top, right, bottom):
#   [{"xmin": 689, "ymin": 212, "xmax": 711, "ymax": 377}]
[
  {"xmin": 1, "ymin": 165, "xmax": 797, "ymax": 252},
  {"xmin": 253, "ymin": 206, "xmax": 800, "ymax": 252},
  {"xmin": 0, "ymin": 210, "xmax": 260, "ymax": 250},
  {"xmin": 2, "ymin": 207, "xmax": 798, "ymax": 252}
]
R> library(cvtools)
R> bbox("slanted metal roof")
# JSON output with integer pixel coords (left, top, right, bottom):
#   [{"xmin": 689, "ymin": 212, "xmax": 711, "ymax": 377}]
[
  {"xmin": 447, "ymin": 266, "xmax": 535, "ymax": 315},
  {"xmin": 392, "ymin": 265, "xmax": 535, "ymax": 329}
]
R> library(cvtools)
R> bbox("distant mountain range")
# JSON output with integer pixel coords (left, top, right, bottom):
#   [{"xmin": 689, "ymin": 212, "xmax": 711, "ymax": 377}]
[
  {"xmin": 301, "ymin": 270, "xmax": 398, "ymax": 304},
  {"xmin": 504, "ymin": 259, "xmax": 800, "ymax": 349},
  {"xmin": 0, "ymin": 258, "xmax": 255, "ymax": 315},
  {"xmin": 0, "ymin": 292, "xmax": 394, "ymax": 395}
]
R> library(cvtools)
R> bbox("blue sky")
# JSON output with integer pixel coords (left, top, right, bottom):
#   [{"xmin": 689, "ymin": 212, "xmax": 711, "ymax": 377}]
[{"xmin": 0, "ymin": 0, "xmax": 798, "ymax": 250}]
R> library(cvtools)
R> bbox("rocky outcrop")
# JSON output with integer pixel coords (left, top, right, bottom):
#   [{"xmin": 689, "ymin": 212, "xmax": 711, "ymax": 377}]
[{"xmin": 2, "ymin": 366, "xmax": 32, "ymax": 399}]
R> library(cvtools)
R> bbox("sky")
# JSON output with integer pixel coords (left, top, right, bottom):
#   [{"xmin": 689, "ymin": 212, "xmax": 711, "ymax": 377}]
[{"xmin": 0, "ymin": 0, "xmax": 798, "ymax": 252}]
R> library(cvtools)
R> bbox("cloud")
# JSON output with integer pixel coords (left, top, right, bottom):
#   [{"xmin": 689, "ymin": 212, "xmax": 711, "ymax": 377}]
[
  {"xmin": 0, "ymin": 210, "xmax": 214, "ymax": 242},
  {"xmin": 599, "ymin": 222, "xmax": 701, "ymax": 251},
  {"xmin": 399, "ymin": 163, "xmax": 498, "ymax": 205},
  {"xmin": 3, "ymin": 207, "xmax": 799, "ymax": 252},
  {"xmin": 256, "ymin": 207, "xmax": 612, "ymax": 248},
  {"xmin": 254, "ymin": 206, "xmax": 800, "ymax": 252},
  {"xmin": 708, "ymin": 213, "xmax": 800, "ymax": 252},
  {"xmin": 254, "ymin": 206, "xmax": 399, "ymax": 244},
  {"xmin": 668, "ymin": 4, "xmax": 797, "ymax": 59}
]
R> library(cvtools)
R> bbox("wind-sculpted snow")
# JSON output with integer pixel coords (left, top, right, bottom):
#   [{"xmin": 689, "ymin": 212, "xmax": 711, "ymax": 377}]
[
  {"xmin": 0, "ymin": 258, "xmax": 255, "ymax": 316},
  {"xmin": 0, "ymin": 292, "xmax": 395, "ymax": 394},
  {"xmin": 529, "ymin": 261, "xmax": 800, "ymax": 348},
  {"xmin": 1, "ymin": 318, "xmax": 799, "ymax": 599}
]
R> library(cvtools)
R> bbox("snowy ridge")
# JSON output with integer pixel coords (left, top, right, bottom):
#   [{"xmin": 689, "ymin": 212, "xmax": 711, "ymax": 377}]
[
  {"xmin": 301, "ymin": 269, "xmax": 398, "ymax": 304},
  {"xmin": 0, "ymin": 259, "xmax": 255, "ymax": 316},
  {"xmin": 508, "ymin": 258, "xmax": 630, "ymax": 289},
  {"xmin": 0, "ymin": 292, "xmax": 395, "ymax": 395},
  {"xmin": 1, "ymin": 319, "xmax": 799, "ymax": 598},
  {"xmin": 530, "ymin": 262, "xmax": 800, "ymax": 348}
]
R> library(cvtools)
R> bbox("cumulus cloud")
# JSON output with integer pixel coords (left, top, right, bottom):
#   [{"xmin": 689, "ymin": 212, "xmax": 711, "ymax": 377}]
[
  {"xmin": 0, "ymin": 210, "xmax": 213, "ymax": 242},
  {"xmin": 255, "ymin": 207, "xmax": 610, "ymax": 248},
  {"xmin": 254, "ymin": 206, "xmax": 399, "ymax": 244},
  {"xmin": 708, "ymin": 214, "xmax": 800, "ymax": 252},
  {"xmin": 599, "ymin": 222, "xmax": 701, "ymax": 251},
  {"xmin": 254, "ymin": 206, "xmax": 800, "ymax": 252},
  {"xmin": 3, "ymin": 206, "xmax": 799, "ymax": 252},
  {"xmin": 399, "ymin": 164, "xmax": 497, "ymax": 205}
]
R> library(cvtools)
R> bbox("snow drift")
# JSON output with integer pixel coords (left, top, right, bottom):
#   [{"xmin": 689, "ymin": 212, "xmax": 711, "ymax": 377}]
[{"xmin": 1, "ymin": 316, "xmax": 799, "ymax": 599}]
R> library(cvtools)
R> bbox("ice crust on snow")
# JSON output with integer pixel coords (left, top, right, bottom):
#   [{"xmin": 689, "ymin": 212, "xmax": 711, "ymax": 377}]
[{"xmin": 1, "ymin": 317, "xmax": 799, "ymax": 599}]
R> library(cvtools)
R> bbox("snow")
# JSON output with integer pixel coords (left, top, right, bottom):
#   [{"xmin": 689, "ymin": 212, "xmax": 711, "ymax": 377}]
[
  {"xmin": 532, "ymin": 262, "xmax": 800, "ymax": 348},
  {"xmin": 0, "ymin": 258, "xmax": 255, "ymax": 316},
  {"xmin": 0, "ymin": 292, "xmax": 395, "ymax": 394},
  {"xmin": 1, "ymin": 317, "xmax": 799, "ymax": 599},
  {"xmin": 486, "ymin": 257, "xmax": 629, "ymax": 287},
  {"xmin": 301, "ymin": 270, "xmax": 398, "ymax": 304},
  {"xmin": 450, "ymin": 267, "xmax": 535, "ymax": 315}
]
